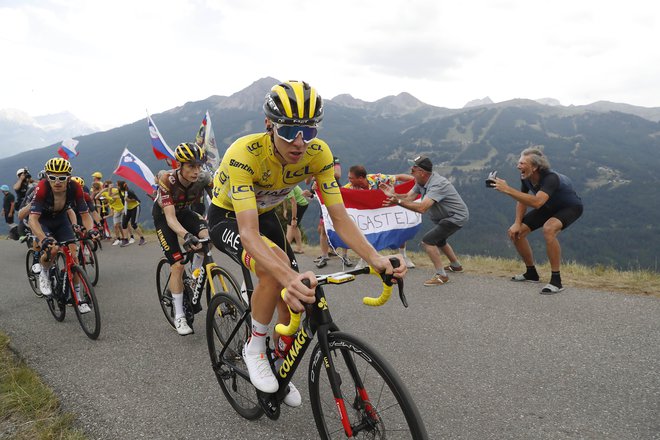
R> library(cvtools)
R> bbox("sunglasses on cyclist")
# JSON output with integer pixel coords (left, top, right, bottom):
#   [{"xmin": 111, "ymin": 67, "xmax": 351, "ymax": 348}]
[
  {"xmin": 47, "ymin": 174, "xmax": 69, "ymax": 182},
  {"xmin": 274, "ymin": 124, "xmax": 318, "ymax": 143}
]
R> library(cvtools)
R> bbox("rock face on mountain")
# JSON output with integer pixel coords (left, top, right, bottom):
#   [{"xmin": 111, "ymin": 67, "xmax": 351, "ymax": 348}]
[
  {"xmin": 463, "ymin": 97, "xmax": 494, "ymax": 108},
  {"xmin": 2, "ymin": 78, "xmax": 659, "ymax": 270}
]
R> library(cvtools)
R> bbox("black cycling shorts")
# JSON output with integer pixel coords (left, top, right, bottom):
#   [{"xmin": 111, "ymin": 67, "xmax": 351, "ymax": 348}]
[
  {"xmin": 153, "ymin": 206, "xmax": 208, "ymax": 264},
  {"xmin": 523, "ymin": 204, "xmax": 583, "ymax": 231},
  {"xmin": 208, "ymin": 204, "xmax": 298, "ymax": 273}
]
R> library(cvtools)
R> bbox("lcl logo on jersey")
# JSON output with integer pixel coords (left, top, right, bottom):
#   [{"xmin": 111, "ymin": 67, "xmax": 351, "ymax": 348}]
[
  {"xmin": 283, "ymin": 166, "xmax": 311, "ymax": 184},
  {"xmin": 231, "ymin": 184, "xmax": 254, "ymax": 200},
  {"xmin": 321, "ymin": 180, "xmax": 340, "ymax": 193}
]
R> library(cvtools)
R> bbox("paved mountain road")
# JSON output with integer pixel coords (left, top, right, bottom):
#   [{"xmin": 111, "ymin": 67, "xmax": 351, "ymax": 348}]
[{"xmin": 1, "ymin": 240, "xmax": 658, "ymax": 439}]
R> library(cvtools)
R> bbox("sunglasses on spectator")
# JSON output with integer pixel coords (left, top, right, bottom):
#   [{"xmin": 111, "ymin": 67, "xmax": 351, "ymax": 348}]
[
  {"xmin": 47, "ymin": 174, "xmax": 69, "ymax": 182},
  {"xmin": 274, "ymin": 124, "xmax": 318, "ymax": 143}
]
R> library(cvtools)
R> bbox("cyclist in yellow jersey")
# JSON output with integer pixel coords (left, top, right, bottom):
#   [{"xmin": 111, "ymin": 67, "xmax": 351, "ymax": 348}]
[{"xmin": 208, "ymin": 80, "xmax": 407, "ymax": 405}]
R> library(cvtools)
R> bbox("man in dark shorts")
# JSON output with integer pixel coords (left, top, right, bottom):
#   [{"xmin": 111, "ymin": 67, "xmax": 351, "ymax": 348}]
[
  {"xmin": 380, "ymin": 155, "xmax": 469, "ymax": 287},
  {"xmin": 491, "ymin": 147, "xmax": 583, "ymax": 294}
]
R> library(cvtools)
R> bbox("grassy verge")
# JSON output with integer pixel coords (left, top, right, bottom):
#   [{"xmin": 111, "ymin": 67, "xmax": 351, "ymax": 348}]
[
  {"xmin": 0, "ymin": 332, "xmax": 86, "ymax": 440},
  {"xmin": 302, "ymin": 245, "xmax": 660, "ymax": 298}
]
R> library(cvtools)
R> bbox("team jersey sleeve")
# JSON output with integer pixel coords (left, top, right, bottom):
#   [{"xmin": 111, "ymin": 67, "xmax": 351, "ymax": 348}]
[
  {"xmin": 157, "ymin": 172, "xmax": 174, "ymax": 207},
  {"xmin": 313, "ymin": 143, "xmax": 343, "ymax": 207},
  {"xmin": 226, "ymin": 153, "xmax": 258, "ymax": 213},
  {"xmin": 29, "ymin": 181, "xmax": 49, "ymax": 215}
]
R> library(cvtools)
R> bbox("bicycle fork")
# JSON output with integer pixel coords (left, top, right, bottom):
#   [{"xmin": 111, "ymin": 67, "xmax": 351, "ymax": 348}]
[{"xmin": 317, "ymin": 328, "xmax": 381, "ymax": 437}]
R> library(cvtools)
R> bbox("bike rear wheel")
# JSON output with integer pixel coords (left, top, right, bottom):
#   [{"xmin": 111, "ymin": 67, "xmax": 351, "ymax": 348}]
[
  {"xmin": 206, "ymin": 293, "xmax": 262, "ymax": 420},
  {"xmin": 79, "ymin": 239, "xmax": 99, "ymax": 286},
  {"xmin": 26, "ymin": 249, "xmax": 43, "ymax": 297},
  {"xmin": 309, "ymin": 332, "xmax": 427, "ymax": 439},
  {"xmin": 72, "ymin": 265, "xmax": 101, "ymax": 339},
  {"xmin": 208, "ymin": 266, "xmax": 244, "ymax": 308},
  {"xmin": 156, "ymin": 257, "xmax": 176, "ymax": 329}
]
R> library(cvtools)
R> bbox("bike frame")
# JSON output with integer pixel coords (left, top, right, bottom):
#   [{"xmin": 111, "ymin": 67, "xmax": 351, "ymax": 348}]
[{"xmin": 52, "ymin": 238, "xmax": 83, "ymax": 305}]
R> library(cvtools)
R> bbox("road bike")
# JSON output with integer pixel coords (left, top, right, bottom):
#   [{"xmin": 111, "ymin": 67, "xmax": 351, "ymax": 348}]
[
  {"xmin": 206, "ymin": 257, "xmax": 427, "ymax": 439},
  {"xmin": 156, "ymin": 238, "xmax": 244, "ymax": 333},
  {"xmin": 75, "ymin": 228, "xmax": 100, "ymax": 286},
  {"xmin": 43, "ymin": 238, "xmax": 101, "ymax": 340}
]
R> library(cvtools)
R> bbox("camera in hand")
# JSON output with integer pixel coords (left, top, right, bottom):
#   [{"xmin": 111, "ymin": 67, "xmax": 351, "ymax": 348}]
[
  {"xmin": 485, "ymin": 171, "xmax": 497, "ymax": 188},
  {"xmin": 23, "ymin": 167, "xmax": 31, "ymax": 179}
]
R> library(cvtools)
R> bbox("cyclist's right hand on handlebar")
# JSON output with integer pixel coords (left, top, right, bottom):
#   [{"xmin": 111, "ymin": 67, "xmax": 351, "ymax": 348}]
[
  {"xmin": 40, "ymin": 237, "xmax": 55, "ymax": 250},
  {"xmin": 183, "ymin": 232, "xmax": 200, "ymax": 251},
  {"xmin": 282, "ymin": 272, "xmax": 317, "ymax": 313}
]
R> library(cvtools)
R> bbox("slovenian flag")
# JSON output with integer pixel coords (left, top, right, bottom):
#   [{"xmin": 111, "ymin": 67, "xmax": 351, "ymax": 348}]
[
  {"xmin": 57, "ymin": 138, "xmax": 79, "ymax": 160},
  {"xmin": 195, "ymin": 110, "xmax": 220, "ymax": 170},
  {"xmin": 147, "ymin": 114, "xmax": 176, "ymax": 161},
  {"xmin": 113, "ymin": 148, "xmax": 157, "ymax": 194},
  {"xmin": 320, "ymin": 180, "xmax": 422, "ymax": 251}
]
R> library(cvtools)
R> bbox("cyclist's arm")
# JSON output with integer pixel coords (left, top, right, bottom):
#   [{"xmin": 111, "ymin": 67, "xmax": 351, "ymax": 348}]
[
  {"xmin": 28, "ymin": 213, "xmax": 47, "ymax": 244},
  {"xmin": 66, "ymin": 208, "xmax": 77, "ymax": 225},
  {"xmin": 162, "ymin": 205, "xmax": 190, "ymax": 239},
  {"xmin": 80, "ymin": 211, "xmax": 94, "ymax": 232}
]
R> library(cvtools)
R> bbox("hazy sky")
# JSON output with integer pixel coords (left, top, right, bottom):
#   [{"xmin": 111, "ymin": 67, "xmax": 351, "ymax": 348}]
[{"xmin": 2, "ymin": 0, "xmax": 659, "ymax": 129}]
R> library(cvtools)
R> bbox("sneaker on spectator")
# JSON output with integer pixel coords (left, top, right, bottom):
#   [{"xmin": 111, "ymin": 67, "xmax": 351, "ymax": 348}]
[
  {"xmin": 129, "ymin": 237, "xmax": 135, "ymax": 244},
  {"xmin": 242, "ymin": 346, "xmax": 279, "ymax": 393},
  {"xmin": 77, "ymin": 303, "xmax": 92, "ymax": 314},
  {"xmin": 120, "ymin": 239, "xmax": 130, "ymax": 247},
  {"xmin": 423, "ymin": 274, "xmax": 449, "ymax": 286},
  {"xmin": 404, "ymin": 256, "xmax": 416, "ymax": 268},
  {"xmin": 138, "ymin": 237, "xmax": 146, "ymax": 246},
  {"xmin": 39, "ymin": 270, "xmax": 52, "ymax": 296},
  {"xmin": 112, "ymin": 239, "xmax": 121, "ymax": 246},
  {"xmin": 444, "ymin": 264, "xmax": 463, "ymax": 272},
  {"xmin": 341, "ymin": 256, "xmax": 353, "ymax": 267},
  {"xmin": 313, "ymin": 255, "xmax": 325, "ymax": 263},
  {"xmin": 316, "ymin": 256, "xmax": 329, "ymax": 268},
  {"xmin": 283, "ymin": 382, "xmax": 302, "ymax": 407},
  {"xmin": 174, "ymin": 316, "xmax": 193, "ymax": 336}
]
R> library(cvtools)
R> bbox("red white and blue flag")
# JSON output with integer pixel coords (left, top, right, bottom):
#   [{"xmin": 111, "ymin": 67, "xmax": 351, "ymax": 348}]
[
  {"xmin": 320, "ymin": 180, "xmax": 421, "ymax": 251},
  {"xmin": 147, "ymin": 114, "xmax": 176, "ymax": 162},
  {"xmin": 195, "ymin": 110, "xmax": 220, "ymax": 170},
  {"xmin": 113, "ymin": 148, "xmax": 157, "ymax": 194},
  {"xmin": 57, "ymin": 138, "xmax": 79, "ymax": 160}
]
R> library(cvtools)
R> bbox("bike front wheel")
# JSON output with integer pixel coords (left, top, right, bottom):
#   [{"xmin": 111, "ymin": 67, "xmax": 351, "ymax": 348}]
[
  {"xmin": 206, "ymin": 292, "xmax": 262, "ymax": 420},
  {"xmin": 208, "ymin": 266, "xmax": 244, "ymax": 308},
  {"xmin": 72, "ymin": 265, "xmax": 101, "ymax": 339},
  {"xmin": 79, "ymin": 239, "xmax": 100, "ymax": 286},
  {"xmin": 156, "ymin": 257, "xmax": 176, "ymax": 329},
  {"xmin": 25, "ymin": 249, "xmax": 43, "ymax": 297},
  {"xmin": 308, "ymin": 331, "xmax": 427, "ymax": 439}
]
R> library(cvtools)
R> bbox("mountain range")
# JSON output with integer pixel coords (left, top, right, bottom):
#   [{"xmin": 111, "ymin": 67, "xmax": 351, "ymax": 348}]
[
  {"xmin": 1, "ymin": 77, "xmax": 659, "ymax": 271},
  {"xmin": 0, "ymin": 109, "xmax": 99, "ymax": 157}
]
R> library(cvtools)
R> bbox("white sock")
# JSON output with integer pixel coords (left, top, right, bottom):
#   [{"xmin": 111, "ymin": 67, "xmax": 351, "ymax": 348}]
[
  {"xmin": 246, "ymin": 318, "xmax": 269, "ymax": 355},
  {"xmin": 172, "ymin": 292, "xmax": 184, "ymax": 319},
  {"xmin": 400, "ymin": 246, "xmax": 407, "ymax": 257}
]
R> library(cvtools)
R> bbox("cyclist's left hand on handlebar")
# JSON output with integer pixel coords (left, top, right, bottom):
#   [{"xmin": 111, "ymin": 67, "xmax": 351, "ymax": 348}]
[
  {"xmin": 282, "ymin": 272, "xmax": 317, "ymax": 313},
  {"xmin": 183, "ymin": 232, "xmax": 201, "ymax": 251},
  {"xmin": 369, "ymin": 254, "xmax": 407, "ymax": 279},
  {"xmin": 87, "ymin": 228, "xmax": 99, "ymax": 240}
]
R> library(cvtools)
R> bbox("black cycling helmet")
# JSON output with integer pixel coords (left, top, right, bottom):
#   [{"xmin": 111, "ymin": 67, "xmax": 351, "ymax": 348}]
[
  {"xmin": 175, "ymin": 142, "xmax": 207, "ymax": 165},
  {"xmin": 263, "ymin": 80, "xmax": 323, "ymax": 126}
]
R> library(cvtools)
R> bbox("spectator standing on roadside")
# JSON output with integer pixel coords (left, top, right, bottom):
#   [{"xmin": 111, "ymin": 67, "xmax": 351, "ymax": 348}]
[
  {"xmin": 282, "ymin": 185, "xmax": 309, "ymax": 254},
  {"xmin": 380, "ymin": 156, "xmax": 469, "ymax": 287},
  {"xmin": 490, "ymin": 147, "xmax": 583, "ymax": 294},
  {"xmin": 13, "ymin": 168, "xmax": 32, "ymax": 208},
  {"xmin": 2, "ymin": 185, "xmax": 15, "ymax": 225},
  {"xmin": 117, "ymin": 181, "xmax": 146, "ymax": 246}
]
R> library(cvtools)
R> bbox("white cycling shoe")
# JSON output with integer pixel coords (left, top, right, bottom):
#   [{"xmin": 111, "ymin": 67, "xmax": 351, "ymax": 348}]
[
  {"xmin": 174, "ymin": 316, "xmax": 193, "ymax": 336},
  {"xmin": 283, "ymin": 382, "xmax": 302, "ymax": 407},
  {"xmin": 77, "ymin": 303, "xmax": 92, "ymax": 314},
  {"xmin": 39, "ymin": 270, "xmax": 52, "ymax": 296},
  {"xmin": 242, "ymin": 346, "xmax": 279, "ymax": 393}
]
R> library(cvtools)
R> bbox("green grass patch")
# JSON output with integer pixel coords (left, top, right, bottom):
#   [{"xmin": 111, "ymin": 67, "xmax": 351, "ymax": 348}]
[{"xmin": 0, "ymin": 332, "xmax": 87, "ymax": 440}]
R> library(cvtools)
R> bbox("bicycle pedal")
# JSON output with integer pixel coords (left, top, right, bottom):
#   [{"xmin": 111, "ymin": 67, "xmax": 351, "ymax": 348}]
[{"xmin": 257, "ymin": 391, "xmax": 281, "ymax": 420}]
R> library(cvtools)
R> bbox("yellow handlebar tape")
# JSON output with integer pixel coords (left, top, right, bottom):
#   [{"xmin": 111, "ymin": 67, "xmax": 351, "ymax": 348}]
[
  {"xmin": 274, "ymin": 288, "xmax": 302, "ymax": 336},
  {"xmin": 362, "ymin": 266, "xmax": 393, "ymax": 307}
]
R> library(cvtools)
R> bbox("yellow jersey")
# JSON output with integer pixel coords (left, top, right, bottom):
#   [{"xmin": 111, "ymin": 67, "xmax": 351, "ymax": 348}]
[
  {"xmin": 100, "ymin": 188, "xmax": 124, "ymax": 212},
  {"xmin": 211, "ymin": 133, "xmax": 342, "ymax": 214}
]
